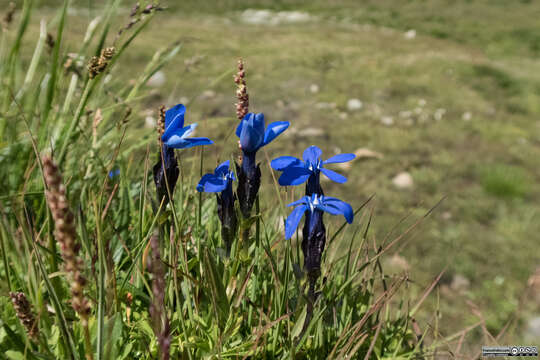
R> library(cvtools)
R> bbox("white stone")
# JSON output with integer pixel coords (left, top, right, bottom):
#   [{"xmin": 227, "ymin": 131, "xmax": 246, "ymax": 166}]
[
  {"xmin": 387, "ymin": 254, "xmax": 410, "ymax": 271},
  {"xmin": 147, "ymin": 70, "xmax": 166, "ymax": 88},
  {"xmin": 346, "ymin": 98, "xmax": 363, "ymax": 111},
  {"xmin": 200, "ymin": 90, "xmax": 216, "ymax": 99},
  {"xmin": 339, "ymin": 112, "xmax": 348, "ymax": 120},
  {"xmin": 450, "ymin": 274, "xmax": 470, "ymax": 292},
  {"xmin": 525, "ymin": 316, "xmax": 540, "ymax": 341},
  {"xmin": 404, "ymin": 29, "xmax": 416, "ymax": 39},
  {"xmin": 145, "ymin": 116, "xmax": 156, "ymax": 128},
  {"xmin": 309, "ymin": 84, "xmax": 319, "ymax": 93},
  {"xmin": 392, "ymin": 172, "xmax": 413, "ymax": 189},
  {"xmin": 434, "ymin": 108, "xmax": 446, "ymax": 121},
  {"xmin": 399, "ymin": 110, "xmax": 412, "ymax": 118},
  {"xmin": 297, "ymin": 127, "xmax": 325, "ymax": 138},
  {"xmin": 381, "ymin": 116, "xmax": 394, "ymax": 126},
  {"xmin": 462, "ymin": 112, "xmax": 472, "ymax": 121},
  {"xmin": 241, "ymin": 9, "xmax": 313, "ymax": 25},
  {"xmin": 354, "ymin": 148, "xmax": 383, "ymax": 160},
  {"xmin": 315, "ymin": 102, "xmax": 336, "ymax": 109}
]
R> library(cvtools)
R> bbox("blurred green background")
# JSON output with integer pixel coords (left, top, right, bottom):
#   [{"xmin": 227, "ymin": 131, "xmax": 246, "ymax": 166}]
[{"xmin": 5, "ymin": 0, "xmax": 540, "ymax": 347}]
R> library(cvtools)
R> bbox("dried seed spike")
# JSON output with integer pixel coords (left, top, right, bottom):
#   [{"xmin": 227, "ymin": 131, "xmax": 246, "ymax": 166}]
[
  {"xmin": 10, "ymin": 292, "xmax": 38, "ymax": 340},
  {"xmin": 158, "ymin": 105, "xmax": 166, "ymax": 140},
  {"xmin": 101, "ymin": 47, "xmax": 115, "ymax": 60},
  {"xmin": 148, "ymin": 234, "xmax": 170, "ymax": 360},
  {"xmin": 234, "ymin": 58, "xmax": 249, "ymax": 120},
  {"xmin": 42, "ymin": 156, "xmax": 91, "ymax": 325}
]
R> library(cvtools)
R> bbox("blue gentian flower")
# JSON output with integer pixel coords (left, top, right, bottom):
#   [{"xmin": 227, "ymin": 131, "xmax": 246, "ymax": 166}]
[
  {"xmin": 162, "ymin": 104, "xmax": 213, "ymax": 149},
  {"xmin": 285, "ymin": 194, "xmax": 353, "ymax": 240},
  {"xmin": 197, "ymin": 160, "xmax": 236, "ymax": 193},
  {"xmin": 197, "ymin": 160, "xmax": 238, "ymax": 255},
  {"xmin": 108, "ymin": 168, "xmax": 120, "ymax": 179},
  {"xmin": 235, "ymin": 112, "xmax": 289, "ymax": 219},
  {"xmin": 271, "ymin": 145, "xmax": 355, "ymax": 195},
  {"xmin": 236, "ymin": 113, "xmax": 289, "ymax": 154}
]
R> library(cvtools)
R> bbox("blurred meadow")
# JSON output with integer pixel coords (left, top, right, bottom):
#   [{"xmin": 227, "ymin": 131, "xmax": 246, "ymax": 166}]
[{"xmin": 1, "ymin": 0, "xmax": 539, "ymax": 358}]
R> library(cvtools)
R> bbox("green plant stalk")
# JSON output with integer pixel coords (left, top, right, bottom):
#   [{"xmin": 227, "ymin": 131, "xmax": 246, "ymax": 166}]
[
  {"xmin": 0, "ymin": 217, "xmax": 12, "ymax": 291},
  {"xmin": 43, "ymin": 0, "xmax": 68, "ymax": 124},
  {"xmin": 57, "ymin": 78, "xmax": 96, "ymax": 166},
  {"xmin": 94, "ymin": 199, "xmax": 105, "ymax": 360},
  {"xmin": 30, "ymin": 238, "xmax": 78, "ymax": 360}
]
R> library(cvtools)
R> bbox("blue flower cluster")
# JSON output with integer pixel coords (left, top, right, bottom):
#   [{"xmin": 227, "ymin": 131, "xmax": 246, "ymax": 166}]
[
  {"xmin": 152, "ymin": 100, "xmax": 356, "ymax": 270},
  {"xmin": 272, "ymin": 145, "xmax": 355, "ymax": 279}
]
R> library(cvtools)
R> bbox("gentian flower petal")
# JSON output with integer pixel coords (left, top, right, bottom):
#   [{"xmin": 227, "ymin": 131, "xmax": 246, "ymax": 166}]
[
  {"xmin": 278, "ymin": 166, "xmax": 312, "ymax": 186},
  {"xmin": 164, "ymin": 104, "xmax": 186, "ymax": 131},
  {"xmin": 263, "ymin": 121, "xmax": 290, "ymax": 146},
  {"xmin": 285, "ymin": 204, "xmax": 308, "ymax": 240},
  {"xmin": 239, "ymin": 114, "xmax": 265, "ymax": 152},
  {"xmin": 252, "ymin": 113, "xmax": 266, "ymax": 137},
  {"xmin": 303, "ymin": 145, "xmax": 323, "ymax": 164},
  {"xmin": 320, "ymin": 167, "xmax": 348, "ymax": 183},
  {"xmin": 198, "ymin": 175, "xmax": 227, "ymax": 192},
  {"xmin": 271, "ymin": 156, "xmax": 301, "ymax": 171},
  {"xmin": 287, "ymin": 196, "xmax": 309, "ymax": 208},
  {"xmin": 235, "ymin": 119, "xmax": 244, "ymax": 138},
  {"xmin": 163, "ymin": 123, "xmax": 197, "ymax": 143},
  {"xmin": 181, "ymin": 137, "xmax": 214, "ymax": 149},
  {"xmin": 215, "ymin": 160, "xmax": 231, "ymax": 177},
  {"xmin": 323, "ymin": 153, "xmax": 356, "ymax": 164},
  {"xmin": 322, "ymin": 197, "xmax": 354, "ymax": 223}
]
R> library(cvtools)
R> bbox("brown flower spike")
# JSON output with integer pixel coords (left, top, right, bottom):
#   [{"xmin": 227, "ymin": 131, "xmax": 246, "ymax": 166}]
[
  {"xmin": 10, "ymin": 292, "xmax": 38, "ymax": 340},
  {"xmin": 234, "ymin": 58, "xmax": 249, "ymax": 120},
  {"xmin": 42, "ymin": 156, "xmax": 91, "ymax": 325}
]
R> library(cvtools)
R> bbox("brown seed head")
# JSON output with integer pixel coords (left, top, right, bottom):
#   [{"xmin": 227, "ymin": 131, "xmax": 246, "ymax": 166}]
[
  {"xmin": 10, "ymin": 292, "xmax": 38, "ymax": 340},
  {"xmin": 42, "ymin": 156, "xmax": 91, "ymax": 324},
  {"xmin": 234, "ymin": 59, "xmax": 249, "ymax": 120}
]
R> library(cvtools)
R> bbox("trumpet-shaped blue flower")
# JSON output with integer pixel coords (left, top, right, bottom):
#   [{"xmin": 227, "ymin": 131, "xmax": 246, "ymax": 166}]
[
  {"xmin": 197, "ymin": 160, "xmax": 236, "ymax": 193},
  {"xmin": 236, "ymin": 113, "xmax": 289, "ymax": 154},
  {"xmin": 197, "ymin": 160, "xmax": 237, "ymax": 255},
  {"xmin": 271, "ymin": 146, "xmax": 355, "ymax": 194},
  {"xmin": 162, "ymin": 104, "xmax": 213, "ymax": 149},
  {"xmin": 235, "ymin": 112, "xmax": 289, "ymax": 219},
  {"xmin": 285, "ymin": 194, "xmax": 353, "ymax": 240}
]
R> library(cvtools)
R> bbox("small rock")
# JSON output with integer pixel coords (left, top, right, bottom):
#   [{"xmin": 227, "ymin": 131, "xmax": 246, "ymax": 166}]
[
  {"xmin": 346, "ymin": 98, "xmax": 363, "ymax": 111},
  {"xmin": 399, "ymin": 110, "xmax": 412, "ymax": 118},
  {"xmin": 404, "ymin": 29, "xmax": 416, "ymax": 39},
  {"xmin": 434, "ymin": 108, "xmax": 446, "ymax": 121},
  {"xmin": 147, "ymin": 70, "xmax": 166, "ymax": 88},
  {"xmin": 315, "ymin": 102, "xmax": 336, "ymax": 110},
  {"xmin": 450, "ymin": 274, "xmax": 470, "ymax": 292},
  {"xmin": 418, "ymin": 99, "xmax": 426, "ymax": 107},
  {"xmin": 241, "ymin": 9, "xmax": 313, "ymax": 25},
  {"xmin": 392, "ymin": 172, "xmax": 413, "ymax": 189},
  {"xmin": 381, "ymin": 116, "xmax": 394, "ymax": 126},
  {"xmin": 200, "ymin": 90, "xmax": 216, "ymax": 99},
  {"xmin": 297, "ymin": 127, "xmax": 325, "ymax": 138},
  {"xmin": 354, "ymin": 148, "xmax": 383, "ymax": 160},
  {"xmin": 387, "ymin": 254, "xmax": 410, "ymax": 271},
  {"xmin": 462, "ymin": 112, "xmax": 472, "ymax": 121},
  {"xmin": 339, "ymin": 112, "xmax": 348, "ymax": 120},
  {"xmin": 441, "ymin": 211, "xmax": 452, "ymax": 220},
  {"xmin": 525, "ymin": 316, "xmax": 540, "ymax": 342},
  {"xmin": 145, "ymin": 116, "xmax": 156, "ymax": 128},
  {"xmin": 309, "ymin": 84, "xmax": 319, "ymax": 93}
]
